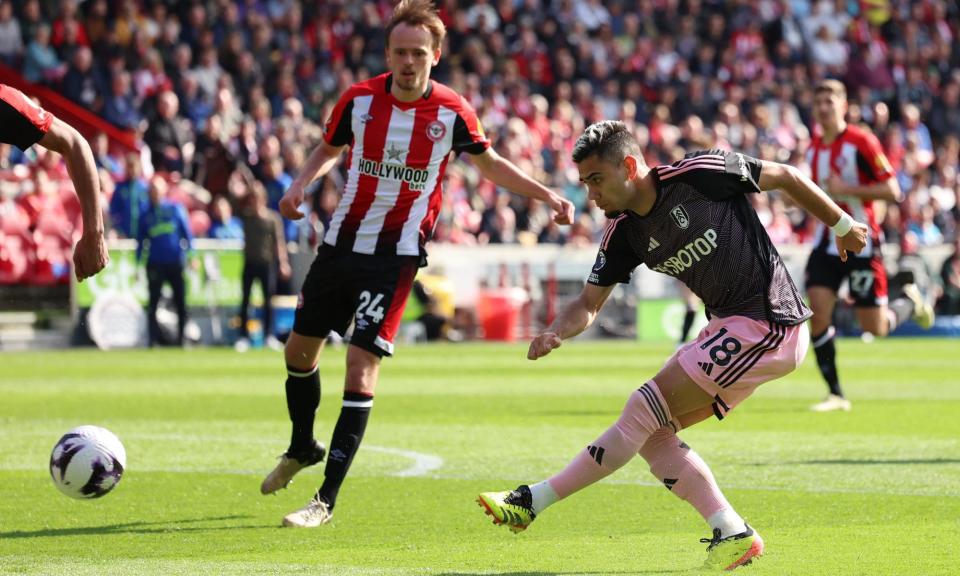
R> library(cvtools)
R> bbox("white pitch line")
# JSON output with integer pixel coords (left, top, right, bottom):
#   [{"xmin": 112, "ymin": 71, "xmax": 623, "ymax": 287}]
[
  {"xmin": 2, "ymin": 442, "xmax": 444, "ymax": 479},
  {"xmin": 363, "ymin": 445, "xmax": 444, "ymax": 477}
]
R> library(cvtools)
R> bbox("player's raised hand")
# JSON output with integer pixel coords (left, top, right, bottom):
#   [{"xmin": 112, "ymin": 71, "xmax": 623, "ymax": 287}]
[
  {"xmin": 550, "ymin": 194, "xmax": 575, "ymax": 225},
  {"xmin": 73, "ymin": 230, "xmax": 109, "ymax": 282},
  {"xmin": 528, "ymin": 332, "xmax": 562, "ymax": 360},
  {"xmin": 835, "ymin": 221, "xmax": 868, "ymax": 262},
  {"xmin": 279, "ymin": 184, "xmax": 306, "ymax": 220}
]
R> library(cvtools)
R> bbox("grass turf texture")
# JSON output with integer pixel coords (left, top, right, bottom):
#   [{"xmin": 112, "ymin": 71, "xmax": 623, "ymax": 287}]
[{"xmin": 1, "ymin": 339, "xmax": 958, "ymax": 575}]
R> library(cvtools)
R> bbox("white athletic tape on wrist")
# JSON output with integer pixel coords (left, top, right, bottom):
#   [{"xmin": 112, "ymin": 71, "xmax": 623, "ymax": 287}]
[{"xmin": 831, "ymin": 212, "xmax": 854, "ymax": 236}]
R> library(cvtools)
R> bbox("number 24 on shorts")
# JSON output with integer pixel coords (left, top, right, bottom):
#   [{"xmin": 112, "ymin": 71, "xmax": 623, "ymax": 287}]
[
  {"xmin": 356, "ymin": 290, "xmax": 386, "ymax": 323},
  {"xmin": 699, "ymin": 327, "xmax": 742, "ymax": 367}
]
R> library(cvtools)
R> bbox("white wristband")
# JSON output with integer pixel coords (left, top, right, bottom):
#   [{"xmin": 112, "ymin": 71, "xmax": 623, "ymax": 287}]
[{"xmin": 830, "ymin": 212, "xmax": 854, "ymax": 236}]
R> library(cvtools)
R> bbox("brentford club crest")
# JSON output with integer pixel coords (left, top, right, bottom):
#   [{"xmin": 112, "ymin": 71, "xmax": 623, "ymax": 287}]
[{"xmin": 426, "ymin": 120, "xmax": 446, "ymax": 142}]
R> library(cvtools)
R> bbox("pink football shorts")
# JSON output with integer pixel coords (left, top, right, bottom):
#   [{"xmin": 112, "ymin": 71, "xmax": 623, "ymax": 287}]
[{"xmin": 673, "ymin": 315, "xmax": 809, "ymax": 420}]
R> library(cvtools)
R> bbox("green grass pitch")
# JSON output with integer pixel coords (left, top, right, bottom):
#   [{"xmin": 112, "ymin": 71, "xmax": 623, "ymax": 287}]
[{"xmin": 1, "ymin": 339, "xmax": 958, "ymax": 575}]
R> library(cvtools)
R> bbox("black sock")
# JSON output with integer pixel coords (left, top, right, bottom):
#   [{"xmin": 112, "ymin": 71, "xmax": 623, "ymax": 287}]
[
  {"xmin": 888, "ymin": 297, "xmax": 915, "ymax": 331},
  {"xmin": 680, "ymin": 309, "xmax": 696, "ymax": 343},
  {"xmin": 317, "ymin": 392, "xmax": 373, "ymax": 509},
  {"xmin": 812, "ymin": 328, "xmax": 842, "ymax": 397},
  {"xmin": 285, "ymin": 364, "xmax": 320, "ymax": 455}
]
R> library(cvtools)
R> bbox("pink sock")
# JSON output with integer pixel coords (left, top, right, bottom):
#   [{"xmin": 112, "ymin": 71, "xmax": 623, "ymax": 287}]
[
  {"xmin": 639, "ymin": 427, "xmax": 732, "ymax": 520},
  {"xmin": 549, "ymin": 381, "xmax": 671, "ymax": 499}
]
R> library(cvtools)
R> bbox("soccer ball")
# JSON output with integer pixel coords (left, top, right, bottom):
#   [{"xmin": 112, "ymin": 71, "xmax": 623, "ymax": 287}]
[{"xmin": 49, "ymin": 426, "xmax": 126, "ymax": 499}]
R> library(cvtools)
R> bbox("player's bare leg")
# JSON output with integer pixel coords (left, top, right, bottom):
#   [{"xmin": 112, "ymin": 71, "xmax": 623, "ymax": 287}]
[
  {"xmin": 808, "ymin": 287, "xmax": 849, "ymax": 411},
  {"xmin": 479, "ymin": 356, "xmax": 764, "ymax": 568},
  {"xmin": 261, "ymin": 332, "xmax": 327, "ymax": 495},
  {"xmin": 283, "ymin": 344, "xmax": 380, "ymax": 527},
  {"xmin": 648, "ymin": 361, "xmax": 760, "ymax": 565},
  {"xmin": 480, "ymin": 359, "xmax": 761, "ymax": 567},
  {"xmin": 858, "ymin": 293, "xmax": 934, "ymax": 339}
]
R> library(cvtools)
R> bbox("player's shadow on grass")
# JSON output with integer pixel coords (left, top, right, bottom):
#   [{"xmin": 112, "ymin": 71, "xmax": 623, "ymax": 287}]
[
  {"xmin": 0, "ymin": 515, "xmax": 266, "ymax": 539},
  {"xmin": 536, "ymin": 410, "xmax": 618, "ymax": 417},
  {"xmin": 801, "ymin": 458, "xmax": 960, "ymax": 465},
  {"xmin": 437, "ymin": 571, "xmax": 690, "ymax": 575},
  {"xmin": 750, "ymin": 458, "xmax": 960, "ymax": 466}
]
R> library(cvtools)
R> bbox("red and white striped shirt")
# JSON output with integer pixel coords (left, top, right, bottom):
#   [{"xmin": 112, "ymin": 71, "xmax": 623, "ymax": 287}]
[
  {"xmin": 805, "ymin": 124, "xmax": 895, "ymax": 257},
  {"xmin": 322, "ymin": 73, "xmax": 490, "ymax": 256}
]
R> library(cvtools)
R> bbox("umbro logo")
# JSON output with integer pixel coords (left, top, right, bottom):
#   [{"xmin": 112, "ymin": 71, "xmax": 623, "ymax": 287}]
[
  {"xmin": 698, "ymin": 361, "xmax": 714, "ymax": 376},
  {"xmin": 360, "ymin": 113, "xmax": 374, "ymax": 122},
  {"xmin": 648, "ymin": 237, "xmax": 660, "ymax": 252}
]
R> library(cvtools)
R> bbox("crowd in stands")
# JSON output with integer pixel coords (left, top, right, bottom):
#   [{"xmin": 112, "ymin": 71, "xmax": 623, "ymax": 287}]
[{"xmin": 0, "ymin": 0, "xmax": 959, "ymax": 308}]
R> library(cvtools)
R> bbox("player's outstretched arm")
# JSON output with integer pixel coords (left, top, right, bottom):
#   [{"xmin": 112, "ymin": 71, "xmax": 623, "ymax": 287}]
[
  {"xmin": 39, "ymin": 117, "xmax": 108, "ymax": 281},
  {"xmin": 825, "ymin": 171, "xmax": 902, "ymax": 202},
  {"xmin": 528, "ymin": 283, "xmax": 614, "ymax": 360},
  {"xmin": 279, "ymin": 141, "xmax": 345, "ymax": 220},
  {"xmin": 758, "ymin": 160, "xmax": 867, "ymax": 262},
  {"xmin": 471, "ymin": 147, "xmax": 575, "ymax": 225}
]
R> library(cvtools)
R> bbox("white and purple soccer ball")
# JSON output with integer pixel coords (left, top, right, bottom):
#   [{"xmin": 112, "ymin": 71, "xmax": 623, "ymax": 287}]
[{"xmin": 49, "ymin": 426, "xmax": 126, "ymax": 499}]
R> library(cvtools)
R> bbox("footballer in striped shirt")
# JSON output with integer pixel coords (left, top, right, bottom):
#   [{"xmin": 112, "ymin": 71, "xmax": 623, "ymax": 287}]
[{"xmin": 260, "ymin": 0, "xmax": 575, "ymax": 529}]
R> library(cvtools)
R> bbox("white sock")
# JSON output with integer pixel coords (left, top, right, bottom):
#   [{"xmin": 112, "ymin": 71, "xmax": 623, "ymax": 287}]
[
  {"xmin": 528, "ymin": 480, "xmax": 559, "ymax": 515},
  {"xmin": 707, "ymin": 508, "xmax": 747, "ymax": 539}
]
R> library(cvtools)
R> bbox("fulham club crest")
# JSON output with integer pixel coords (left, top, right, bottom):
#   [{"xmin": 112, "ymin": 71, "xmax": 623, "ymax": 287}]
[
  {"xmin": 670, "ymin": 205, "xmax": 690, "ymax": 229},
  {"xmin": 426, "ymin": 120, "xmax": 446, "ymax": 142}
]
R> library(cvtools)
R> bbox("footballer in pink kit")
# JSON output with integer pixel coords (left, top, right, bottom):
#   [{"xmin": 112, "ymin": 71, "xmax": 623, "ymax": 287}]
[{"xmin": 477, "ymin": 121, "xmax": 868, "ymax": 570}]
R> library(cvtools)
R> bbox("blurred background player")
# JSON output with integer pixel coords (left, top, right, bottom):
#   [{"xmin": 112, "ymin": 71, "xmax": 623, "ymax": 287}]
[
  {"xmin": 477, "ymin": 121, "xmax": 867, "ymax": 569},
  {"xmin": 677, "ymin": 281, "xmax": 701, "ymax": 346},
  {"xmin": 136, "ymin": 175, "xmax": 193, "ymax": 347},
  {"xmin": 0, "ymin": 83, "xmax": 106, "ymax": 280},
  {"xmin": 260, "ymin": 0, "xmax": 574, "ymax": 529},
  {"xmin": 803, "ymin": 80, "xmax": 934, "ymax": 412},
  {"xmin": 234, "ymin": 181, "xmax": 290, "ymax": 352},
  {"xmin": 938, "ymin": 236, "xmax": 960, "ymax": 316}
]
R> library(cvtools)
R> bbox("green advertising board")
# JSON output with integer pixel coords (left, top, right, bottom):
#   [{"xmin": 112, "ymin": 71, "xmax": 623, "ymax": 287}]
[
  {"xmin": 73, "ymin": 240, "xmax": 251, "ymax": 309},
  {"xmin": 636, "ymin": 298, "xmax": 709, "ymax": 342}
]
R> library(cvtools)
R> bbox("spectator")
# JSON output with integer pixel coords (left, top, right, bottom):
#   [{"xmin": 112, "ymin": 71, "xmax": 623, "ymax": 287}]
[
  {"xmin": 102, "ymin": 71, "xmax": 143, "ymax": 131},
  {"xmin": 91, "ymin": 132, "xmax": 121, "ymax": 177},
  {"xmin": 0, "ymin": 0, "xmax": 23, "ymax": 66},
  {"xmin": 144, "ymin": 90, "xmax": 191, "ymax": 175},
  {"xmin": 234, "ymin": 182, "xmax": 289, "ymax": 352},
  {"xmin": 908, "ymin": 204, "xmax": 944, "ymax": 246},
  {"xmin": 109, "ymin": 153, "xmax": 149, "ymax": 239},
  {"xmin": 208, "ymin": 196, "xmax": 243, "ymax": 240},
  {"xmin": 259, "ymin": 155, "xmax": 295, "ymax": 242},
  {"xmin": 21, "ymin": 23, "xmax": 63, "ymax": 85},
  {"xmin": 178, "ymin": 74, "xmax": 213, "ymax": 129},
  {"xmin": 61, "ymin": 46, "xmax": 103, "ymax": 113},
  {"xmin": 930, "ymin": 81, "xmax": 960, "ymax": 140},
  {"xmin": 2, "ymin": 0, "xmax": 959, "ymax": 258}
]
